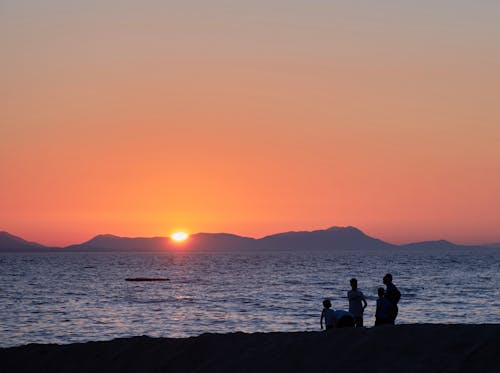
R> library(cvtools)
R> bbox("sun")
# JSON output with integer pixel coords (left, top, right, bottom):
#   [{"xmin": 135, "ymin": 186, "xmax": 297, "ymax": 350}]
[{"xmin": 171, "ymin": 231, "xmax": 189, "ymax": 242}]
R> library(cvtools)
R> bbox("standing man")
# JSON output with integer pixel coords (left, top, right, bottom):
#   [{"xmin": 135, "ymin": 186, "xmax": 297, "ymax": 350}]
[
  {"xmin": 383, "ymin": 273, "xmax": 401, "ymax": 324},
  {"xmin": 347, "ymin": 278, "xmax": 367, "ymax": 327}
]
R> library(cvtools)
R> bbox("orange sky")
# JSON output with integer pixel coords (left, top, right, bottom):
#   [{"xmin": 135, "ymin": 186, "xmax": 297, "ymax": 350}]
[{"xmin": 1, "ymin": 1, "xmax": 499, "ymax": 246}]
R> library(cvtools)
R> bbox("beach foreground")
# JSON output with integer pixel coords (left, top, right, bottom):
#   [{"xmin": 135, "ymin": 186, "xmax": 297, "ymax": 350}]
[{"xmin": 1, "ymin": 324, "xmax": 499, "ymax": 373}]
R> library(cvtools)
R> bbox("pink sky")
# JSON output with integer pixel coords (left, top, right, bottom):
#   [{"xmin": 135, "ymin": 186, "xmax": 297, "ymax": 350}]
[{"xmin": 1, "ymin": 1, "xmax": 499, "ymax": 246}]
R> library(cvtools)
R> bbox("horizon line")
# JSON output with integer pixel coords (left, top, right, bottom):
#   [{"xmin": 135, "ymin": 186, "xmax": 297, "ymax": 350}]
[{"xmin": 2, "ymin": 226, "xmax": 498, "ymax": 248}]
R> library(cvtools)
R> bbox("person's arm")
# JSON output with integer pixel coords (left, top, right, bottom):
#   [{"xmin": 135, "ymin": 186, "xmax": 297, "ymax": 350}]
[
  {"xmin": 375, "ymin": 300, "xmax": 380, "ymax": 318},
  {"xmin": 320, "ymin": 310, "xmax": 324, "ymax": 329},
  {"xmin": 361, "ymin": 293, "xmax": 367, "ymax": 310}
]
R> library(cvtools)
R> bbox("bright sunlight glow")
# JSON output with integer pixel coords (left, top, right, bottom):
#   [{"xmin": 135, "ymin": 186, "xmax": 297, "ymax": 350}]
[{"xmin": 171, "ymin": 231, "xmax": 189, "ymax": 242}]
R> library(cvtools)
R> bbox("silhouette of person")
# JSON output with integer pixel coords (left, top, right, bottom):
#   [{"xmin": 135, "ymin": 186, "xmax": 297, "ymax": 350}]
[
  {"xmin": 320, "ymin": 299, "xmax": 355, "ymax": 330},
  {"xmin": 320, "ymin": 299, "xmax": 335, "ymax": 330},
  {"xmin": 332, "ymin": 309, "xmax": 355, "ymax": 328},
  {"xmin": 383, "ymin": 273, "xmax": 401, "ymax": 324},
  {"xmin": 375, "ymin": 287, "xmax": 392, "ymax": 326},
  {"xmin": 347, "ymin": 278, "xmax": 367, "ymax": 327}
]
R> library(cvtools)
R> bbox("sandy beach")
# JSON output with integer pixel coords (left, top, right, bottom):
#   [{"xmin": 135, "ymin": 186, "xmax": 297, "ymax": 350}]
[{"xmin": 1, "ymin": 324, "xmax": 498, "ymax": 372}]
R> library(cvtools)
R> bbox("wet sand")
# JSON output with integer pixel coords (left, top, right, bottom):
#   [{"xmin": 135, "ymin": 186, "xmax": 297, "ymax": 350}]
[{"xmin": 1, "ymin": 324, "xmax": 498, "ymax": 372}]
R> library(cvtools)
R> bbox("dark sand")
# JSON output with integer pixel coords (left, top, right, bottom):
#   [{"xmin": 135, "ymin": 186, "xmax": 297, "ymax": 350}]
[{"xmin": 1, "ymin": 324, "xmax": 499, "ymax": 373}]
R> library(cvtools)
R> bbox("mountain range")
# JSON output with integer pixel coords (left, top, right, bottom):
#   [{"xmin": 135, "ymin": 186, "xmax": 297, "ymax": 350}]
[
  {"xmin": 0, "ymin": 227, "xmax": 495, "ymax": 252},
  {"xmin": 0, "ymin": 232, "xmax": 54, "ymax": 252}
]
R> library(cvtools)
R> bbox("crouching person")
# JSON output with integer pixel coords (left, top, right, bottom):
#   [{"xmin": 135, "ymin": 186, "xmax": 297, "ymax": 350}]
[
  {"xmin": 321, "ymin": 299, "xmax": 355, "ymax": 330},
  {"xmin": 333, "ymin": 309, "xmax": 355, "ymax": 328}
]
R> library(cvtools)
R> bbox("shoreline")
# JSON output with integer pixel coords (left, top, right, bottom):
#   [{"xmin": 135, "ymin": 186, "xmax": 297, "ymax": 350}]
[{"xmin": 1, "ymin": 324, "xmax": 499, "ymax": 372}]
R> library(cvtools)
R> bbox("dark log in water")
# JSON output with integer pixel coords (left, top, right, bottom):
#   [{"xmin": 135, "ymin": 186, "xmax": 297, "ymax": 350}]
[{"xmin": 125, "ymin": 278, "xmax": 170, "ymax": 282}]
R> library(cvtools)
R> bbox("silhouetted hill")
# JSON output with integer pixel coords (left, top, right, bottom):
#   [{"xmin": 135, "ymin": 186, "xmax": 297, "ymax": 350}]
[
  {"xmin": 65, "ymin": 233, "xmax": 257, "ymax": 252},
  {"xmin": 0, "ymin": 232, "xmax": 54, "ymax": 252},
  {"xmin": 401, "ymin": 240, "xmax": 475, "ymax": 250},
  {"xmin": 0, "ymin": 228, "xmax": 492, "ymax": 253},
  {"xmin": 186, "ymin": 233, "xmax": 257, "ymax": 251},
  {"xmin": 65, "ymin": 234, "xmax": 169, "ymax": 252},
  {"xmin": 258, "ymin": 226, "xmax": 394, "ymax": 250},
  {"xmin": 63, "ymin": 227, "xmax": 393, "ymax": 252}
]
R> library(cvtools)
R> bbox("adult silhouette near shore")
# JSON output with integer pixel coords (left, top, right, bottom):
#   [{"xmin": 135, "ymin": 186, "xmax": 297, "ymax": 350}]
[
  {"xmin": 383, "ymin": 273, "xmax": 401, "ymax": 324},
  {"xmin": 347, "ymin": 278, "xmax": 367, "ymax": 327}
]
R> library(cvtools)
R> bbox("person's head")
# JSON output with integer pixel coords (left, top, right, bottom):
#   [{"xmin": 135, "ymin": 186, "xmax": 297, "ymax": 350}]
[
  {"xmin": 383, "ymin": 273, "xmax": 393, "ymax": 285},
  {"xmin": 323, "ymin": 299, "xmax": 332, "ymax": 309},
  {"xmin": 378, "ymin": 287, "xmax": 385, "ymax": 298},
  {"xmin": 350, "ymin": 278, "xmax": 358, "ymax": 290}
]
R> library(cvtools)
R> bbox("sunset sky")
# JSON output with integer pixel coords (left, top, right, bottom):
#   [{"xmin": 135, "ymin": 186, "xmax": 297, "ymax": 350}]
[{"xmin": 1, "ymin": 1, "xmax": 499, "ymax": 246}]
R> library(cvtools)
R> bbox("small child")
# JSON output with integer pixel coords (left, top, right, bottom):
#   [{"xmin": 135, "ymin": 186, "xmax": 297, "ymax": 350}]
[
  {"xmin": 375, "ymin": 287, "xmax": 392, "ymax": 326},
  {"xmin": 347, "ymin": 278, "xmax": 367, "ymax": 327},
  {"xmin": 321, "ymin": 299, "xmax": 355, "ymax": 330},
  {"xmin": 320, "ymin": 299, "xmax": 336, "ymax": 330}
]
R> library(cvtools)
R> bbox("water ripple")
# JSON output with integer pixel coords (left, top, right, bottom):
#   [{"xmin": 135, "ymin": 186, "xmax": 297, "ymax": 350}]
[{"xmin": 0, "ymin": 248, "xmax": 499, "ymax": 347}]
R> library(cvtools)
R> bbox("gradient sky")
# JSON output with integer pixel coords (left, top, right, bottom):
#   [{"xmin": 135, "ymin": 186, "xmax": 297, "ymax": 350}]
[{"xmin": 1, "ymin": 1, "xmax": 499, "ymax": 246}]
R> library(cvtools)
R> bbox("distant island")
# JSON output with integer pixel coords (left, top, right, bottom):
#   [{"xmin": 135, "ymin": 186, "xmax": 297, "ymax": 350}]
[{"xmin": 0, "ymin": 227, "xmax": 495, "ymax": 252}]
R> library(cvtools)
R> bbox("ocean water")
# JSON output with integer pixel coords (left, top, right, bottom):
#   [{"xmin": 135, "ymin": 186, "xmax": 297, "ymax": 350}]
[{"xmin": 0, "ymin": 248, "xmax": 499, "ymax": 347}]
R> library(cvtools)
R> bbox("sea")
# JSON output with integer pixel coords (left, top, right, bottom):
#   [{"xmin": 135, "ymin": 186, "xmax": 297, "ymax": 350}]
[{"xmin": 1, "ymin": 247, "xmax": 499, "ymax": 347}]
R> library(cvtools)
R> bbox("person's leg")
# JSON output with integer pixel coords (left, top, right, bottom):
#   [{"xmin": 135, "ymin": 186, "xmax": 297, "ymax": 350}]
[
  {"xmin": 388, "ymin": 306, "xmax": 398, "ymax": 325},
  {"xmin": 388, "ymin": 305, "xmax": 398, "ymax": 325}
]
